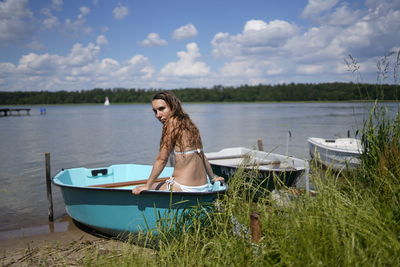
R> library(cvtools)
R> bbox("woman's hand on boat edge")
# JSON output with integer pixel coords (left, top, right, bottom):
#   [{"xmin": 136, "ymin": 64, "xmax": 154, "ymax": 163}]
[
  {"xmin": 132, "ymin": 185, "xmax": 148, "ymax": 195},
  {"xmin": 212, "ymin": 176, "xmax": 225, "ymax": 182}
]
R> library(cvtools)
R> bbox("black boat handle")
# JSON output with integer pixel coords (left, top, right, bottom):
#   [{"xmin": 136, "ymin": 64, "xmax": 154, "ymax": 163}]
[{"xmin": 91, "ymin": 168, "xmax": 108, "ymax": 176}]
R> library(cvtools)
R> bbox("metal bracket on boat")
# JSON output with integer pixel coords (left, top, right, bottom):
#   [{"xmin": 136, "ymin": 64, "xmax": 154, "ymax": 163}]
[{"xmin": 91, "ymin": 168, "xmax": 108, "ymax": 177}]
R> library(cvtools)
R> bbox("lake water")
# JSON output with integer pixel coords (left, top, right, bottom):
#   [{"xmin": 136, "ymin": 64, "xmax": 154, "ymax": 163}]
[{"xmin": 0, "ymin": 102, "xmax": 398, "ymax": 235}]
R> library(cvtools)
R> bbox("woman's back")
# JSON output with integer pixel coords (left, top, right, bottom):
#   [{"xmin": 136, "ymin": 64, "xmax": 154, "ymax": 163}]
[{"xmin": 173, "ymin": 149, "xmax": 208, "ymax": 186}]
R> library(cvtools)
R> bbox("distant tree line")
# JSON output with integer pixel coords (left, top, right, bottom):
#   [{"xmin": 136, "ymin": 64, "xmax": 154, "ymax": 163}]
[{"xmin": 0, "ymin": 82, "xmax": 398, "ymax": 105}]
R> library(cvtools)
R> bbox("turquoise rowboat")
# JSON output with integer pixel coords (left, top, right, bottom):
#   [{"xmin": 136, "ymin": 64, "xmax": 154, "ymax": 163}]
[{"xmin": 52, "ymin": 164, "xmax": 226, "ymax": 237}]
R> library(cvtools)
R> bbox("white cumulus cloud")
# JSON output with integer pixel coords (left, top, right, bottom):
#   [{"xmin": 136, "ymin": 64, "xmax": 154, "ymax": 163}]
[
  {"xmin": 67, "ymin": 42, "xmax": 100, "ymax": 66},
  {"xmin": 210, "ymin": 1, "xmax": 400, "ymax": 85},
  {"xmin": 325, "ymin": 4, "xmax": 361, "ymax": 26},
  {"xmin": 17, "ymin": 52, "xmax": 63, "ymax": 75},
  {"xmin": 115, "ymin": 55, "xmax": 154, "ymax": 79},
  {"xmin": 41, "ymin": 8, "xmax": 59, "ymax": 30},
  {"xmin": 160, "ymin": 42, "xmax": 209, "ymax": 77},
  {"xmin": 0, "ymin": 40, "xmax": 155, "ymax": 90},
  {"xmin": 173, "ymin": 23, "xmax": 198, "ymax": 40},
  {"xmin": 112, "ymin": 3, "xmax": 129, "ymax": 20},
  {"xmin": 0, "ymin": 0, "xmax": 34, "ymax": 44},
  {"xmin": 212, "ymin": 19, "xmax": 298, "ymax": 58},
  {"xmin": 302, "ymin": 0, "xmax": 339, "ymax": 18},
  {"xmin": 138, "ymin": 33, "xmax": 167, "ymax": 47},
  {"xmin": 297, "ymin": 64, "xmax": 325, "ymax": 74},
  {"xmin": 220, "ymin": 60, "xmax": 263, "ymax": 78},
  {"xmin": 96, "ymin": 35, "xmax": 108, "ymax": 45},
  {"xmin": 64, "ymin": 6, "xmax": 92, "ymax": 35}
]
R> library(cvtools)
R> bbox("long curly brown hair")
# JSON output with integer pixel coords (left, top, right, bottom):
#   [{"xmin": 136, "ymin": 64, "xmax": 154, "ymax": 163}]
[{"xmin": 152, "ymin": 91, "xmax": 203, "ymax": 152}]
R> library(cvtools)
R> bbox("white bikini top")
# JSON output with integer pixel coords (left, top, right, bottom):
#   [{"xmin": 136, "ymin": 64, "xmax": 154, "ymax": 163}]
[{"xmin": 174, "ymin": 148, "xmax": 202, "ymax": 155}]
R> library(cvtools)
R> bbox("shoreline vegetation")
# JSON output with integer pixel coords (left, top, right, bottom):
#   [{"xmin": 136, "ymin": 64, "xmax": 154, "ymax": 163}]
[
  {"xmin": 0, "ymin": 82, "xmax": 399, "ymax": 105},
  {"xmin": 1, "ymin": 99, "xmax": 399, "ymax": 108},
  {"xmin": 2, "ymin": 102, "xmax": 399, "ymax": 266}
]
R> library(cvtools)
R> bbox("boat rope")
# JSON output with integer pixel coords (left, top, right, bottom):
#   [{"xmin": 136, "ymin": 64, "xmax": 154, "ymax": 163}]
[
  {"xmin": 230, "ymin": 215, "xmax": 250, "ymax": 239},
  {"xmin": 215, "ymin": 201, "xmax": 261, "ymax": 254}
]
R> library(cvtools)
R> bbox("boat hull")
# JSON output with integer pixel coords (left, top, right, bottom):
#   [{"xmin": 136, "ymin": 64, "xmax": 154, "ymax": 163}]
[
  {"xmin": 53, "ymin": 164, "xmax": 226, "ymax": 236},
  {"xmin": 210, "ymin": 163, "xmax": 303, "ymax": 191},
  {"xmin": 308, "ymin": 137, "xmax": 362, "ymax": 171}
]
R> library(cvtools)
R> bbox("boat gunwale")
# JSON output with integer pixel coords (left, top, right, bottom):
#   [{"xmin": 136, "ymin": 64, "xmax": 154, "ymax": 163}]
[
  {"xmin": 52, "ymin": 178, "xmax": 227, "ymax": 196},
  {"xmin": 206, "ymin": 149, "xmax": 298, "ymax": 160},
  {"xmin": 208, "ymin": 161, "xmax": 306, "ymax": 172}
]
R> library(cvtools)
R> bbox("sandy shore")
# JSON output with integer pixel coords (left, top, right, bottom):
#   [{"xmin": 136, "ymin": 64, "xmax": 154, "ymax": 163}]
[{"xmin": 0, "ymin": 216, "xmax": 127, "ymax": 266}]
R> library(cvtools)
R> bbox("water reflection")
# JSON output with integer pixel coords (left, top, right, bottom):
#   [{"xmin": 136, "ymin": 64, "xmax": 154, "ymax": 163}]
[{"xmin": 0, "ymin": 215, "xmax": 72, "ymax": 241}]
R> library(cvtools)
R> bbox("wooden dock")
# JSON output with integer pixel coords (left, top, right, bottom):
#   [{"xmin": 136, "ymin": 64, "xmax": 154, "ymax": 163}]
[{"xmin": 0, "ymin": 108, "xmax": 31, "ymax": 116}]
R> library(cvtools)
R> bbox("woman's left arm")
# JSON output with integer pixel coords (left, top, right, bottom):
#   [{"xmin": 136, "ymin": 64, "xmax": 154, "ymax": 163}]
[{"xmin": 201, "ymin": 151, "xmax": 225, "ymax": 182}]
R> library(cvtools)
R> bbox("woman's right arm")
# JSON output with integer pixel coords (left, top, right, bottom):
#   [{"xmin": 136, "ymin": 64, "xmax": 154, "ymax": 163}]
[
  {"xmin": 132, "ymin": 146, "xmax": 170, "ymax": 195},
  {"xmin": 133, "ymin": 119, "xmax": 175, "ymax": 195},
  {"xmin": 146, "ymin": 146, "xmax": 170, "ymax": 187}
]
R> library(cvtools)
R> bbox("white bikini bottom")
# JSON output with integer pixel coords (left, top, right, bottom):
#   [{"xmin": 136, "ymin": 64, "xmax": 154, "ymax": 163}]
[{"xmin": 166, "ymin": 177, "xmax": 210, "ymax": 192}]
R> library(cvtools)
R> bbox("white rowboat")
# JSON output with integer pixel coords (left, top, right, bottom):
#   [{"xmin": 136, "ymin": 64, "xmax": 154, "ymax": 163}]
[
  {"xmin": 307, "ymin": 137, "xmax": 363, "ymax": 171},
  {"xmin": 205, "ymin": 147, "xmax": 307, "ymax": 191}
]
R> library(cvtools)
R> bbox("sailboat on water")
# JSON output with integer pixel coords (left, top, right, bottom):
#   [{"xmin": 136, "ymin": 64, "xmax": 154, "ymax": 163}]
[{"xmin": 104, "ymin": 96, "xmax": 110, "ymax": 106}]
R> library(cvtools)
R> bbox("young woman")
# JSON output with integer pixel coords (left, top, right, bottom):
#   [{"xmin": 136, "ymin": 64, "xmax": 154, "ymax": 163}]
[{"xmin": 132, "ymin": 91, "xmax": 223, "ymax": 194}]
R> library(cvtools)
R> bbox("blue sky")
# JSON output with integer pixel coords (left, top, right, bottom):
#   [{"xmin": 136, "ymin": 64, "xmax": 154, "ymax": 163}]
[{"xmin": 0, "ymin": 0, "xmax": 399, "ymax": 91}]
